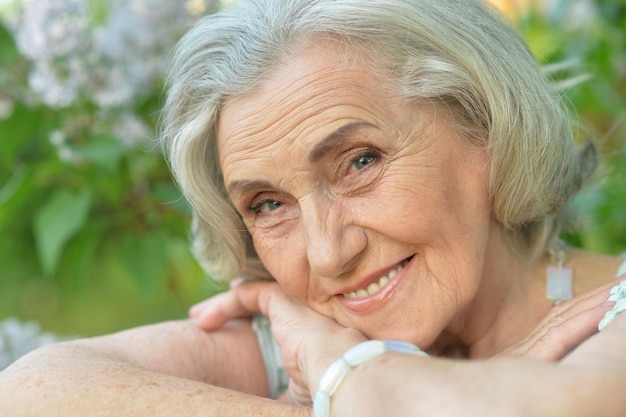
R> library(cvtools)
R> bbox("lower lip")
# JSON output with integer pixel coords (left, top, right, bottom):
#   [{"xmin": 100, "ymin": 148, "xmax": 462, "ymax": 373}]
[{"xmin": 337, "ymin": 257, "xmax": 412, "ymax": 314}]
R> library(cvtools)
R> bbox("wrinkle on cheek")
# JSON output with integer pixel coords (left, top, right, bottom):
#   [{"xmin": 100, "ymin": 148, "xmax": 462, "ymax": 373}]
[
  {"xmin": 383, "ymin": 166, "xmax": 441, "ymax": 203},
  {"xmin": 253, "ymin": 226, "xmax": 311, "ymax": 300}
]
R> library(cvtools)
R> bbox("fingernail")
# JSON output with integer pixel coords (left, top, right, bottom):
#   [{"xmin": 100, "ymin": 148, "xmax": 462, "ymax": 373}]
[
  {"xmin": 230, "ymin": 277, "xmax": 246, "ymax": 288},
  {"xmin": 188, "ymin": 303, "xmax": 203, "ymax": 317}
]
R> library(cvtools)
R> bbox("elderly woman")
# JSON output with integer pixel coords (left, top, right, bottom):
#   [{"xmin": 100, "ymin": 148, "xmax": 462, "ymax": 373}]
[{"xmin": 2, "ymin": 0, "xmax": 626, "ymax": 416}]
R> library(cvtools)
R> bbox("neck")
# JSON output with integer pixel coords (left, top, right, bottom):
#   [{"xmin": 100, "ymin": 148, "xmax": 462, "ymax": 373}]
[{"xmin": 434, "ymin": 229, "xmax": 553, "ymax": 358}]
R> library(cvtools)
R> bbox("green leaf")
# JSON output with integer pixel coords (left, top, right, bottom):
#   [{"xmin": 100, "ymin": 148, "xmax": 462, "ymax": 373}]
[
  {"xmin": 60, "ymin": 224, "xmax": 101, "ymax": 290},
  {"xmin": 119, "ymin": 231, "xmax": 167, "ymax": 294},
  {"xmin": 0, "ymin": 102, "xmax": 46, "ymax": 167},
  {"xmin": 33, "ymin": 188, "xmax": 92, "ymax": 276},
  {"xmin": 0, "ymin": 167, "xmax": 36, "ymax": 232},
  {"xmin": 152, "ymin": 182, "xmax": 190, "ymax": 214},
  {"xmin": 0, "ymin": 168, "xmax": 29, "ymax": 206},
  {"xmin": 0, "ymin": 22, "xmax": 19, "ymax": 65},
  {"xmin": 72, "ymin": 135, "xmax": 125, "ymax": 172}
]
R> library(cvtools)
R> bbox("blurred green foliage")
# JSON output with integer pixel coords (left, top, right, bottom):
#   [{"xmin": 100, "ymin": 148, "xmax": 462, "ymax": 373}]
[
  {"xmin": 0, "ymin": 8, "xmax": 222, "ymax": 336},
  {"xmin": 517, "ymin": 0, "xmax": 626, "ymax": 254},
  {"xmin": 0, "ymin": 0, "xmax": 624, "ymax": 336}
]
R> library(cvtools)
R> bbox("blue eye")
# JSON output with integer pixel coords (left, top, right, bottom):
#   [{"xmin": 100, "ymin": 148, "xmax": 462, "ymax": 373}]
[
  {"xmin": 247, "ymin": 199, "xmax": 283, "ymax": 214},
  {"xmin": 350, "ymin": 152, "xmax": 377, "ymax": 172},
  {"xmin": 260, "ymin": 199, "xmax": 283, "ymax": 213}
]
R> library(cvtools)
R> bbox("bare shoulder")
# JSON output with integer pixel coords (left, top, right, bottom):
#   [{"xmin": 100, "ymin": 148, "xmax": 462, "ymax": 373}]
[{"xmin": 568, "ymin": 248, "xmax": 625, "ymax": 294}]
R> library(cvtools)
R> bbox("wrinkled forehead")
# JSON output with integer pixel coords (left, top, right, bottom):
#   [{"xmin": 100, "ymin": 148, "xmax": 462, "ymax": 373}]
[{"xmin": 215, "ymin": 39, "xmax": 398, "ymax": 174}]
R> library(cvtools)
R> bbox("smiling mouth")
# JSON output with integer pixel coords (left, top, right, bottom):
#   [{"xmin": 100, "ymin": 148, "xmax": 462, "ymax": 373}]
[{"xmin": 342, "ymin": 257, "xmax": 412, "ymax": 299}]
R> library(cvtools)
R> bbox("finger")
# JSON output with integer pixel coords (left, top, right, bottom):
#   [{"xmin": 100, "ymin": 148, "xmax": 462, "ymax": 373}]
[
  {"xmin": 509, "ymin": 302, "xmax": 612, "ymax": 361},
  {"xmin": 193, "ymin": 280, "xmax": 282, "ymax": 331},
  {"xmin": 499, "ymin": 279, "xmax": 623, "ymax": 360},
  {"xmin": 550, "ymin": 277, "xmax": 623, "ymax": 319},
  {"xmin": 187, "ymin": 277, "xmax": 264, "ymax": 319},
  {"xmin": 188, "ymin": 297, "xmax": 216, "ymax": 319},
  {"xmin": 229, "ymin": 277, "xmax": 248, "ymax": 288},
  {"xmin": 192, "ymin": 292, "xmax": 241, "ymax": 330}
]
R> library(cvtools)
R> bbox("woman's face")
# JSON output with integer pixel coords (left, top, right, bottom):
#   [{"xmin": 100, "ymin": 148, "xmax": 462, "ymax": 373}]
[{"xmin": 217, "ymin": 42, "xmax": 494, "ymax": 347}]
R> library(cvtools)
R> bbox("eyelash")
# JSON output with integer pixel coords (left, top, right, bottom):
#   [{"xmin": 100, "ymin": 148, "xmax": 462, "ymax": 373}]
[
  {"xmin": 244, "ymin": 147, "xmax": 382, "ymax": 215},
  {"xmin": 245, "ymin": 198, "xmax": 282, "ymax": 213},
  {"xmin": 348, "ymin": 148, "xmax": 381, "ymax": 173}
]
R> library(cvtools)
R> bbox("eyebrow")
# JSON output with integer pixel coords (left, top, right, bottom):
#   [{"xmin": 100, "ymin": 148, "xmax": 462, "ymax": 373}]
[
  {"xmin": 308, "ymin": 121, "xmax": 378, "ymax": 164},
  {"xmin": 227, "ymin": 179, "xmax": 273, "ymax": 197},
  {"xmin": 226, "ymin": 121, "xmax": 378, "ymax": 196}
]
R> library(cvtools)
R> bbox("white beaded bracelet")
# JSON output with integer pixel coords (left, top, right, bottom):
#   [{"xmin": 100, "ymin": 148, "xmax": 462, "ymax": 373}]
[{"xmin": 313, "ymin": 340, "xmax": 428, "ymax": 417}]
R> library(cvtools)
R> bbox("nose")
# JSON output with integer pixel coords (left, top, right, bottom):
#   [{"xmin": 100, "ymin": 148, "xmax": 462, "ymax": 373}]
[{"xmin": 299, "ymin": 193, "xmax": 367, "ymax": 279}]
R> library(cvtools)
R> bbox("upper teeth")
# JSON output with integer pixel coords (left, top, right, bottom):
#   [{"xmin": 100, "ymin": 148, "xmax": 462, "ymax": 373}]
[{"xmin": 343, "ymin": 264, "xmax": 402, "ymax": 299}]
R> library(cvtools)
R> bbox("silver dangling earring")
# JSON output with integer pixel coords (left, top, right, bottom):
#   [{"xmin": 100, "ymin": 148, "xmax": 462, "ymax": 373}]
[{"xmin": 546, "ymin": 240, "xmax": 573, "ymax": 305}]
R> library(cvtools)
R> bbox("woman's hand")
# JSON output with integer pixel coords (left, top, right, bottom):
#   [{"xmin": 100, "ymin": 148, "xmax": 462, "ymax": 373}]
[
  {"xmin": 189, "ymin": 280, "xmax": 367, "ymax": 406},
  {"xmin": 499, "ymin": 277, "xmax": 623, "ymax": 360}
]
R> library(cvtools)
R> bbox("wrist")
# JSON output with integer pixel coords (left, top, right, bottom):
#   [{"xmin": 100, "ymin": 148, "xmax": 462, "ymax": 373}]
[
  {"xmin": 312, "ymin": 340, "xmax": 427, "ymax": 417},
  {"xmin": 305, "ymin": 330, "xmax": 367, "ymax": 396}
]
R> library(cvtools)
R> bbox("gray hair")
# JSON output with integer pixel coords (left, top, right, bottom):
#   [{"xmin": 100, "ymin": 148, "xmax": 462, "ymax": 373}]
[{"xmin": 161, "ymin": 0, "xmax": 596, "ymax": 281}]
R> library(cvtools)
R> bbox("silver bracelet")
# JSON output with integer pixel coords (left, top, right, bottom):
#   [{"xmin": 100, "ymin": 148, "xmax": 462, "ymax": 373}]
[
  {"xmin": 251, "ymin": 315, "xmax": 289, "ymax": 398},
  {"xmin": 313, "ymin": 340, "xmax": 428, "ymax": 417}
]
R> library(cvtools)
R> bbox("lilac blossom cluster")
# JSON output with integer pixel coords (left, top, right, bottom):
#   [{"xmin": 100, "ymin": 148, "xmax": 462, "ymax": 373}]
[
  {"xmin": 13, "ymin": 0, "xmax": 214, "ymax": 110},
  {"xmin": 2, "ymin": 0, "xmax": 219, "ymax": 155}
]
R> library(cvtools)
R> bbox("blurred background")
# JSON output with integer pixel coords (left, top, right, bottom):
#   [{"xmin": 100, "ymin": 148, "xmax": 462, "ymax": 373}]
[{"xmin": 0, "ymin": 0, "xmax": 624, "ymax": 342}]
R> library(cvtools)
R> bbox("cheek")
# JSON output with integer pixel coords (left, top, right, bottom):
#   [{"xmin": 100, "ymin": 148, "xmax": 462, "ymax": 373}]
[
  {"xmin": 252, "ymin": 232, "xmax": 310, "ymax": 301},
  {"xmin": 359, "ymin": 169, "xmax": 446, "ymax": 235},
  {"xmin": 351, "ymin": 158, "xmax": 490, "ymax": 252}
]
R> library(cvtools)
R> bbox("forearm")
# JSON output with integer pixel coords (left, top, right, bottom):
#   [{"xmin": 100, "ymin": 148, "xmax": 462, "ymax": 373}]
[
  {"xmin": 326, "ymin": 314, "xmax": 626, "ymax": 417},
  {"xmin": 328, "ymin": 352, "xmax": 612, "ymax": 417},
  {"xmin": 0, "ymin": 319, "xmax": 312, "ymax": 416},
  {"xmin": 329, "ymin": 354, "xmax": 510, "ymax": 417},
  {"xmin": 75, "ymin": 319, "xmax": 266, "ymax": 391},
  {"xmin": 0, "ymin": 341, "xmax": 310, "ymax": 417},
  {"xmin": 557, "ymin": 313, "xmax": 626, "ymax": 416}
]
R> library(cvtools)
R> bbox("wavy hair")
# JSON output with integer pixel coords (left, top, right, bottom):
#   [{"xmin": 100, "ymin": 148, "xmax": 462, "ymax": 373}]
[{"xmin": 161, "ymin": 0, "xmax": 596, "ymax": 281}]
